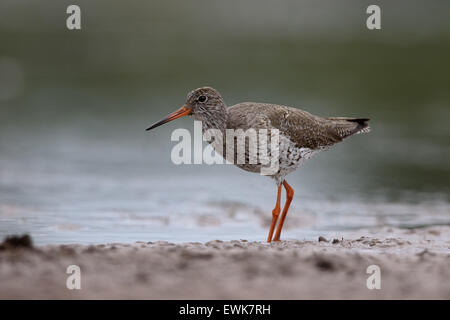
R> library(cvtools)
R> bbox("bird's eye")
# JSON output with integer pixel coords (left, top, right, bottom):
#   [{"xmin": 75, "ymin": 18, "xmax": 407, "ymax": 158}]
[{"xmin": 198, "ymin": 95, "xmax": 207, "ymax": 103}]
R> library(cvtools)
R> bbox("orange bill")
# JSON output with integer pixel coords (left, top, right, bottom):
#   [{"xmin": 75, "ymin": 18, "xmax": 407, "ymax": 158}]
[{"xmin": 146, "ymin": 105, "xmax": 192, "ymax": 131}]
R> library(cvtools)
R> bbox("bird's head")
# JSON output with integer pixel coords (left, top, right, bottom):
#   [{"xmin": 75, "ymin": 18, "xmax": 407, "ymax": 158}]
[{"xmin": 146, "ymin": 86, "xmax": 225, "ymax": 131}]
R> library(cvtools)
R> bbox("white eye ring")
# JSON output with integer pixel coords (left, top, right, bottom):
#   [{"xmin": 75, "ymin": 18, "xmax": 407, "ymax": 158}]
[{"xmin": 198, "ymin": 95, "xmax": 208, "ymax": 103}]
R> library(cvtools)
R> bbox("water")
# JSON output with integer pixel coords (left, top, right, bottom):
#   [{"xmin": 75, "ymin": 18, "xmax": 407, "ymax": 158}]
[
  {"xmin": 1, "ymin": 121, "xmax": 448, "ymax": 245},
  {"xmin": 0, "ymin": 1, "xmax": 449, "ymax": 244}
]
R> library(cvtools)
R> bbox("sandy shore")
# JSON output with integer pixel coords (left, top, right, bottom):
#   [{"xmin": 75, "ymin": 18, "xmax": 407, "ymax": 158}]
[{"xmin": 0, "ymin": 226, "xmax": 449, "ymax": 299}]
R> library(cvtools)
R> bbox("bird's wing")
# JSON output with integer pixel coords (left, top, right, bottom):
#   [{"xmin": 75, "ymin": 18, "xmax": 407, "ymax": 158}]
[{"xmin": 228, "ymin": 103, "xmax": 342, "ymax": 150}]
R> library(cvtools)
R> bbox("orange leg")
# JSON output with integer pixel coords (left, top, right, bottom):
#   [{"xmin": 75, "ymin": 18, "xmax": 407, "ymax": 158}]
[
  {"xmin": 267, "ymin": 184, "xmax": 282, "ymax": 243},
  {"xmin": 272, "ymin": 180, "xmax": 294, "ymax": 241}
]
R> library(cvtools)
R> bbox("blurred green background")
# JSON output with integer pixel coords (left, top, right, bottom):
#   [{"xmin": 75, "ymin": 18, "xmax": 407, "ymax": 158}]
[{"xmin": 0, "ymin": 0, "xmax": 449, "ymax": 243}]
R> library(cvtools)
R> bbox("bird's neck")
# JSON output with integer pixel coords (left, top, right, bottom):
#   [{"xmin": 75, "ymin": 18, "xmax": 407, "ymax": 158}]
[{"xmin": 198, "ymin": 105, "xmax": 228, "ymax": 135}]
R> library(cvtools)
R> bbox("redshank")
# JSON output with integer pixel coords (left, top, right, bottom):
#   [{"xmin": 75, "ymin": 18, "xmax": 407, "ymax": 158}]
[{"xmin": 146, "ymin": 87, "xmax": 370, "ymax": 242}]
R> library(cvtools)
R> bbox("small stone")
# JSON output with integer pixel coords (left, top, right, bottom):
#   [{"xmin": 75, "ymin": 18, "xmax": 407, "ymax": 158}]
[
  {"xmin": 0, "ymin": 234, "xmax": 33, "ymax": 250},
  {"xmin": 318, "ymin": 236, "xmax": 328, "ymax": 242}
]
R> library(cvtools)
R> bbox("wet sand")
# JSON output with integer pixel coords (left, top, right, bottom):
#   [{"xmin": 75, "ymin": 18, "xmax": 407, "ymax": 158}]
[{"xmin": 0, "ymin": 226, "xmax": 449, "ymax": 299}]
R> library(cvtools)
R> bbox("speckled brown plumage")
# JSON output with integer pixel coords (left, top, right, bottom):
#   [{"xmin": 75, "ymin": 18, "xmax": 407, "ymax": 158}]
[
  {"xmin": 147, "ymin": 86, "xmax": 370, "ymax": 242},
  {"xmin": 184, "ymin": 87, "xmax": 370, "ymax": 183}
]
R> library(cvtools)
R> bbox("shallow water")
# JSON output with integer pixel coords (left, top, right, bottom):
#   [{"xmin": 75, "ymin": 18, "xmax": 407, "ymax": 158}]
[
  {"xmin": 0, "ymin": 124, "xmax": 448, "ymax": 245},
  {"xmin": 0, "ymin": 1, "xmax": 449, "ymax": 244}
]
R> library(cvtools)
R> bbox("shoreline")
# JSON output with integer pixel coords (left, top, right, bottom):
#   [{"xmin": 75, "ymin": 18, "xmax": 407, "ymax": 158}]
[{"xmin": 0, "ymin": 226, "xmax": 449, "ymax": 299}]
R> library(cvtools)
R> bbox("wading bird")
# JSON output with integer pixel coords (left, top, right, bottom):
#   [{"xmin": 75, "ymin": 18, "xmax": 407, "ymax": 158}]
[{"xmin": 146, "ymin": 87, "xmax": 370, "ymax": 242}]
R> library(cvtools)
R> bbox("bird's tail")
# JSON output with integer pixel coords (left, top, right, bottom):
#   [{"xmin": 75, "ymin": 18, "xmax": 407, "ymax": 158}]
[{"xmin": 326, "ymin": 117, "xmax": 371, "ymax": 139}]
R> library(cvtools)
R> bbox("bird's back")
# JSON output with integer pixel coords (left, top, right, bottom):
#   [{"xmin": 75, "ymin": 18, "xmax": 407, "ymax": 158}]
[{"xmin": 227, "ymin": 102, "xmax": 369, "ymax": 150}]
